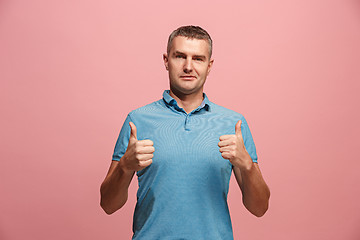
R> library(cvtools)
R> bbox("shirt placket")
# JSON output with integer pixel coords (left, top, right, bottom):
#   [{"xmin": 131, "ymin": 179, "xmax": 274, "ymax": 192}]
[
  {"xmin": 184, "ymin": 106, "xmax": 204, "ymax": 131},
  {"xmin": 184, "ymin": 113, "xmax": 191, "ymax": 131},
  {"xmin": 167, "ymin": 98, "xmax": 206, "ymax": 131}
]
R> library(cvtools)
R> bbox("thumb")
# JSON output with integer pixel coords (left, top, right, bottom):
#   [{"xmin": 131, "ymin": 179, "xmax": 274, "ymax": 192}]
[
  {"xmin": 129, "ymin": 122, "xmax": 137, "ymax": 141},
  {"xmin": 235, "ymin": 120, "xmax": 242, "ymax": 137}
]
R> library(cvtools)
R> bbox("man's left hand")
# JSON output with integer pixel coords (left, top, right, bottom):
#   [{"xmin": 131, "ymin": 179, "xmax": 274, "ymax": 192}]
[{"xmin": 218, "ymin": 120, "xmax": 253, "ymax": 170}]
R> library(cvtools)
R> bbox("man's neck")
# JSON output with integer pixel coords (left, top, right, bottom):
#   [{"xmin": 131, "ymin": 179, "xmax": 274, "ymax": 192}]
[{"xmin": 169, "ymin": 89, "xmax": 204, "ymax": 114}]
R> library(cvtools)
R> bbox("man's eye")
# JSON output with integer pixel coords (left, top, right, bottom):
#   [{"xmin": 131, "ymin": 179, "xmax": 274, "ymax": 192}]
[
  {"xmin": 194, "ymin": 58, "xmax": 203, "ymax": 61},
  {"xmin": 176, "ymin": 55, "xmax": 185, "ymax": 58}
]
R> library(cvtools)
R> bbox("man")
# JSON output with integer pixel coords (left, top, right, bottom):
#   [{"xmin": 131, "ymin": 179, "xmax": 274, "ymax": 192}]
[{"xmin": 100, "ymin": 26, "xmax": 270, "ymax": 239}]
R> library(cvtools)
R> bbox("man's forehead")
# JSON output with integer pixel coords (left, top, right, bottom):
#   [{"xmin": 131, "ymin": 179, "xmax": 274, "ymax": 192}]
[{"xmin": 170, "ymin": 36, "xmax": 210, "ymax": 57}]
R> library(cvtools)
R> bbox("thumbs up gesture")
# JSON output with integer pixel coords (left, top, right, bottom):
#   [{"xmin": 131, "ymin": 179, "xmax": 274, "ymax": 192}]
[
  {"xmin": 218, "ymin": 120, "xmax": 253, "ymax": 170},
  {"xmin": 121, "ymin": 122, "xmax": 154, "ymax": 172}
]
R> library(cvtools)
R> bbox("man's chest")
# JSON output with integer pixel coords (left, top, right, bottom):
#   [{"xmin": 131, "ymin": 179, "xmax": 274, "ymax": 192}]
[{"xmin": 135, "ymin": 115, "xmax": 234, "ymax": 171}]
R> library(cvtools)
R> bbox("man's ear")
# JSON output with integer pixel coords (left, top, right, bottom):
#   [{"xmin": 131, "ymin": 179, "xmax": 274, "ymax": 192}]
[
  {"xmin": 163, "ymin": 53, "xmax": 169, "ymax": 70},
  {"xmin": 207, "ymin": 59, "xmax": 214, "ymax": 75}
]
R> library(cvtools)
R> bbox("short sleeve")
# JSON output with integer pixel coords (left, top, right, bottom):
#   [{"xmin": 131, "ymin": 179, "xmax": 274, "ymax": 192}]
[
  {"xmin": 112, "ymin": 114, "xmax": 132, "ymax": 161},
  {"xmin": 241, "ymin": 117, "xmax": 258, "ymax": 163}
]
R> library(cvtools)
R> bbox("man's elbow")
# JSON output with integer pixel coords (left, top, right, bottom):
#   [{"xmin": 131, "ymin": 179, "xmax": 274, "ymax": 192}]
[
  {"xmin": 101, "ymin": 204, "xmax": 116, "ymax": 215},
  {"xmin": 245, "ymin": 193, "xmax": 270, "ymax": 217},
  {"xmin": 251, "ymin": 203, "xmax": 269, "ymax": 217},
  {"xmin": 100, "ymin": 199, "xmax": 125, "ymax": 215},
  {"xmin": 253, "ymin": 187, "xmax": 270, "ymax": 217}
]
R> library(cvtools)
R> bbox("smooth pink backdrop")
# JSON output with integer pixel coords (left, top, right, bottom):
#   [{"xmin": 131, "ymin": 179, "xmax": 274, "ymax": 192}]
[{"xmin": 1, "ymin": 0, "xmax": 360, "ymax": 239}]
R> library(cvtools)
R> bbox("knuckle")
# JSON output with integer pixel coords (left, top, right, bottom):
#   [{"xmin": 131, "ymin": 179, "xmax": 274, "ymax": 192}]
[{"xmin": 135, "ymin": 153, "xmax": 141, "ymax": 160}]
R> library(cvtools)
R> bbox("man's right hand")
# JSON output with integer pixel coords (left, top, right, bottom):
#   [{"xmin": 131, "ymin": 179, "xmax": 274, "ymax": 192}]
[{"xmin": 120, "ymin": 122, "xmax": 154, "ymax": 172}]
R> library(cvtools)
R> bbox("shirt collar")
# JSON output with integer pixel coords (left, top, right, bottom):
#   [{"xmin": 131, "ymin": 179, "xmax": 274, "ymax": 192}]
[{"xmin": 162, "ymin": 90, "xmax": 210, "ymax": 112}]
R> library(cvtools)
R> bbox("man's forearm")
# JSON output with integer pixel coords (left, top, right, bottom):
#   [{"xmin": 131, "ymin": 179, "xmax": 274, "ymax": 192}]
[
  {"xmin": 100, "ymin": 160, "xmax": 135, "ymax": 214},
  {"xmin": 238, "ymin": 163, "xmax": 270, "ymax": 217}
]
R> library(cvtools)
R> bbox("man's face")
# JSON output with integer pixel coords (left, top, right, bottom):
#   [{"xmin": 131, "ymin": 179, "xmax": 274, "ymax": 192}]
[{"xmin": 163, "ymin": 36, "xmax": 214, "ymax": 97}]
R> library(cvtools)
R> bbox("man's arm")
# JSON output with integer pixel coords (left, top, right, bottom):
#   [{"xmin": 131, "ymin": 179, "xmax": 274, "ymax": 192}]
[
  {"xmin": 233, "ymin": 163, "xmax": 270, "ymax": 217},
  {"xmin": 100, "ymin": 160, "xmax": 135, "ymax": 214},
  {"xmin": 100, "ymin": 122, "xmax": 154, "ymax": 214},
  {"xmin": 218, "ymin": 120, "xmax": 270, "ymax": 217}
]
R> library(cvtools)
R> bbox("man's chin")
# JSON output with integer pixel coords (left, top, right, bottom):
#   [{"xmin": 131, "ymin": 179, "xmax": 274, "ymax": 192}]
[{"xmin": 170, "ymin": 86, "xmax": 203, "ymax": 97}]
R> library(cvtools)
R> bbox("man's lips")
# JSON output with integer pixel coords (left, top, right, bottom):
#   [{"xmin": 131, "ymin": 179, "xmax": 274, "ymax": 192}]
[{"xmin": 180, "ymin": 75, "xmax": 196, "ymax": 80}]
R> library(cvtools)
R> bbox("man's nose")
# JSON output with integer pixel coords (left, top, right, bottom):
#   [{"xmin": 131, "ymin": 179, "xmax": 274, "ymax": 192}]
[{"xmin": 183, "ymin": 58, "xmax": 193, "ymax": 73}]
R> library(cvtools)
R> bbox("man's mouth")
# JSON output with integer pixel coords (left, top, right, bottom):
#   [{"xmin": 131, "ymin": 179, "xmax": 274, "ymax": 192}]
[{"xmin": 180, "ymin": 75, "xmax": 196, "ymax": 80}]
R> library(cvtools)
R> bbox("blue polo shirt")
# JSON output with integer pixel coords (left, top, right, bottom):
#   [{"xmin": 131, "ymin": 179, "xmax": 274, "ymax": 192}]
[{"xmin": 112, "ymin": 90, "xmax": 258, "ymax": 240}]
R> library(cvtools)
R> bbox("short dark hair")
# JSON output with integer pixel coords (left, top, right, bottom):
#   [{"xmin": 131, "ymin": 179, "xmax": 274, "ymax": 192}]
[{"xmin": 167, "ymin": 25, "xmax": 213, "ymax": 58}]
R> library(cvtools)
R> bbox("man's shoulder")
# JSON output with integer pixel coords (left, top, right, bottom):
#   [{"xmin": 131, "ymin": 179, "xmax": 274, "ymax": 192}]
[
  {"xmin": 209, "ymin": 101, "xmax": 245, "ymax": 119},
  {"xmin": 128, "ymin": 98, "xmax": 164, "ymax": 117}
]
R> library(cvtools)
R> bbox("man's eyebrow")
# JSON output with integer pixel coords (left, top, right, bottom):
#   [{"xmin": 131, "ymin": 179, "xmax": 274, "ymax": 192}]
[
  {"xmin": 193, "ymin": 54, "xmax": 206, "ymax": 59},
  {"xmin": 173, "ymin": 51, "xmax": 207, "ymax": 59},
  {"xmin": 173, "ymin": 51, "xmax": 186, "ymax": 56}
]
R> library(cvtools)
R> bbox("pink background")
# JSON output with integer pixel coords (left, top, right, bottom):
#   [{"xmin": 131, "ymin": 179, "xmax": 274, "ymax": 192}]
[{"xmin": 1, "ymin": 0, "xmax": 360, "ymax": 239}]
